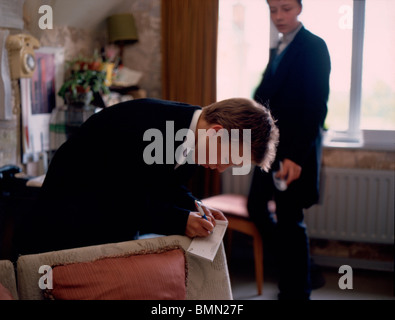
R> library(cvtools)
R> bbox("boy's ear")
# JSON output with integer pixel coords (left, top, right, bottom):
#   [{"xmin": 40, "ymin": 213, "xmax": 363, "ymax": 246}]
[
  {"xmin": 206, "ymin": 124, "xmax": 224, "ymax": 137},
  {"xmin": 209, "ymin": 124, "xmax": 224, "ymax": 132}
]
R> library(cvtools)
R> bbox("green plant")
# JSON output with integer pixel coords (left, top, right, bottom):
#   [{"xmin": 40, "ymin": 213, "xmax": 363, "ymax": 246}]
[{"xmin": 58, "ymin": 54, "xmax": 110, "ymax": 102}]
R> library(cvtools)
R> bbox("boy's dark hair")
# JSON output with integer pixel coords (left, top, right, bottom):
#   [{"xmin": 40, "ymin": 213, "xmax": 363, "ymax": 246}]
[
  {"xmin": 267, "ymin": 0, "xmax": 302, "ymax": 5},
  {"xmin": 202, "ymin": 98, "xmax": 279, "ymax": 172}
]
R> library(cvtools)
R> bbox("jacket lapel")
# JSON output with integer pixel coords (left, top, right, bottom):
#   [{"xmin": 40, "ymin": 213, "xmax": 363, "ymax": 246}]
[{"xmin": 266, "ymin": 28, "xmax": 306, "ymax": 96}]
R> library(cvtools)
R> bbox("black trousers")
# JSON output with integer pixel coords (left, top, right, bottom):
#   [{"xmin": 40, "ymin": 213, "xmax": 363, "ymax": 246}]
[{"xmin": 247, "ymin": 166, "xmax": 311, "ymax": 300}]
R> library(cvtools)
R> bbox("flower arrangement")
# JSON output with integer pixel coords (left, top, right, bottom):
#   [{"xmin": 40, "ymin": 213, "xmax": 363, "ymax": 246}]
[{"xmin": 58, "ymin": 51, "xmax": 111, "ymax": 104}]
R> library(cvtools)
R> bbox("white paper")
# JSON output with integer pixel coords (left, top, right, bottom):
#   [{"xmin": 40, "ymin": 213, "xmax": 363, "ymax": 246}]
[
  {"xmin": 0, "ymin": 0, "xmax": 25, "ymax": 29},
  {"xmin": 187, "ymin": 220, "xmax": 228, "ymax": 262},
  {"xmin": 0, "ymin": 29, "xmax": 13, "ymax": 120}
]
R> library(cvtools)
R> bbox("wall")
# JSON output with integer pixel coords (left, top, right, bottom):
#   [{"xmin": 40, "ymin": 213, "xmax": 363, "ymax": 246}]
[
  {"xmin": 0, "ymin": 118, "xmax": 18, "ymax": 167},
  {"xmin": 322, "ymin": 148, "xmax": 395, "ymax": 171},
  {"xmin": 0, "ymin": 0, "xmax": 161, "ymax": 168},
  {"xmin": 123, "ymin": 0, "xmax": 161, "ymax": 99},
  {"xmin": 23, "ymin": 0, "xmax": 162, "ymax": 97}
]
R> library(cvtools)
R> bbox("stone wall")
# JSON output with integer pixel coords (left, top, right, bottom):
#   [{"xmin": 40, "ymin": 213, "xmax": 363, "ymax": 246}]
[
  {"xmin": 0, "ymin": 117, "xmax": 19, "ymax": 166},
  {"xmin": 323, "ymin": 148, "xmax": 395, "ymax": 171},
  {"xmin": 0, "ymin": 0, "xmax": 161, "ymax": 168}
]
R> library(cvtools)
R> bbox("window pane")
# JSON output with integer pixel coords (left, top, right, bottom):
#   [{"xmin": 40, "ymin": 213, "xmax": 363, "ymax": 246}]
[
  {"xmin": 300, "ymin": 0, "xmax": 353, "ymax": 131},
  {"xmin": 360, "ymin": 0, "xmax": 395, "ymax": 130},
  {"xmin": 217, "ymin": 0, "xmax": 269, "ymax": 101}
]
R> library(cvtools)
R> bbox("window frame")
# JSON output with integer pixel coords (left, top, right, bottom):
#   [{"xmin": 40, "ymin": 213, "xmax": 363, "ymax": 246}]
[
  {"xmin": 217, "ymin": 0, "xmax": 395, "ymax": 151},
  {"xmin": 316, "ymin": 0, "xmax": 394, "ymax": 151}
]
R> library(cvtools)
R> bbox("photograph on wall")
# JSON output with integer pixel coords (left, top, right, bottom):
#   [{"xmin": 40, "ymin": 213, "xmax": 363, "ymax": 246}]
[
  {"xmin": 30, "ymin": 51, "xmax": 57, "ymax": 115},
  {"xmin": 20, "ymin": 47, "xmax": 64, "ymax": 163}
]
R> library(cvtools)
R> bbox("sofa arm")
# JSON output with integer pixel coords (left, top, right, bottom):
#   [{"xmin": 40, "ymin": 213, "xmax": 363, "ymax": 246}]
[
  {"xmin": 16, "ymin": 235, "xmax": 232, "ymax": 300},
  {"xmin": 0, "ymin": 260, "xmax": 18, "ymax": 300}
]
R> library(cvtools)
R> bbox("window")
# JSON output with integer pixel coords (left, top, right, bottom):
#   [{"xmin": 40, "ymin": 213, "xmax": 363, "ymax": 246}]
[
  {"xmin": 299, "ymin": 0, "xmax": 353, "ymax": 132},
  {"xmin": 217, "ymin": 0, "xmax": 269, "ymax": 101},
  {"xmin": 217, "ymin": 0, "xmax": 395, "ymax": 150},
  {"xmin": 302, "ymin": 0, "xmax": 395, "ymax": 148},
  {"xmin": 360, "ymin": 0, "xmax": 395, "ymax": 131}
]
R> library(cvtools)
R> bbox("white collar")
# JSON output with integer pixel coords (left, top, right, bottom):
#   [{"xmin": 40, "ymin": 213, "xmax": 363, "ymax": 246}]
[
  {"xmin": 279, "ymin": 23, "xmax": 303, "ymax": 46},
  {"xmin": 174, "ymin": 109, "xmax": 202, "ymax": 169}
]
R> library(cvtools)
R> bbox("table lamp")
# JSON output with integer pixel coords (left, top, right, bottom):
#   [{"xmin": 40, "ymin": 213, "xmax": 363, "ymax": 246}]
[{"xmin": 106, "ymin": 13, "xmax": 138, "ymax": 65}]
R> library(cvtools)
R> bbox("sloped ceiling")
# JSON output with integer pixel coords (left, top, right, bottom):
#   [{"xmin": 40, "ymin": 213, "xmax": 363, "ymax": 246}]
[
  {"xmin": 24, "ymin": 0, "xmax": 132, "ymax": 34},
  {"xmin": 51, "ymin": 0, "xmax": 131, "ymax": 30}
]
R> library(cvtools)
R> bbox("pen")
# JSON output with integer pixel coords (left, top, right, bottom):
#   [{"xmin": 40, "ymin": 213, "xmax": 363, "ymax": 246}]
[{"xmin": 195, "ymin": 200, "xmax": 209, "ymax": 221}]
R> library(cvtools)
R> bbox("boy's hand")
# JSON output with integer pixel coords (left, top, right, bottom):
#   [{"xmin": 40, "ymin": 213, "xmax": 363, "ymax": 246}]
[
  {"xmin": 185, "ymin": 212, "xmax": 214, "ymax": 238},
  {"xmin": 275, "ymin": 158, "xmax": 302, "ymax": 186},
  {"xmin": 185, "ymin": 204, "xmax": 227, "ymax": 238}
]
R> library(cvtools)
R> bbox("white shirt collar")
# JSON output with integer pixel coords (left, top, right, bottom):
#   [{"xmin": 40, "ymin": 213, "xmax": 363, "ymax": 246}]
[
  {"xmin": 278, "ymin": 23, "xmax": 303, "ymax": 54},
  {"xmin": 174, "ymin": 109, "xmax": 202, "ymax": 169}
]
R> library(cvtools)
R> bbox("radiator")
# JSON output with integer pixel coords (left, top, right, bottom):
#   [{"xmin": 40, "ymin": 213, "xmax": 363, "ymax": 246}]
[
  {"xmin": 221, "ymin": 167, "xmax": 394, "ymax": 244},
  {"xmin": 305, "ymin": 167, "xmax": 395, "ymax": 244}
]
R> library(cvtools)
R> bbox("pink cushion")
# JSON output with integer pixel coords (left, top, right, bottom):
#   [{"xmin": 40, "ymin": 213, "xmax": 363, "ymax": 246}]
[
  {"xmin": 202, "ymin": 194, "xmax": 249, "ymax": 218},
  {"xmin": 43, "ymin": 247, "xmax": 187, "ymax": 300}
]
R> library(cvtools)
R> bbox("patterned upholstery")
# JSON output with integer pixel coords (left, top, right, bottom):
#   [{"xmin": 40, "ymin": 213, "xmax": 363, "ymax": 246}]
[
  {"xmin": 15, "ymin": 235, "xmax": 232, "ymax": 300},
  {"xmin": 0, "ymin": 259, "xmax": 18, "ymax": 299}
]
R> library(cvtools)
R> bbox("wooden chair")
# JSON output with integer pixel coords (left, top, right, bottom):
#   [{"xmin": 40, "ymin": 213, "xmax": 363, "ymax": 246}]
[{"xmin": 202, "ymin": 194, "xmax": 263, "ymax": 296}]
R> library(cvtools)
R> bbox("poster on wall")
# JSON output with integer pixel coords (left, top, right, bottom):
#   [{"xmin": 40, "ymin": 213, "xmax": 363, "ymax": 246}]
[
  {"xmin": 20, "ymin": 47, "xmax": 64, "ymax": 164},
  {"xmin": 31, "ymin": 52, "xmax": 57, "ymax": 115}
]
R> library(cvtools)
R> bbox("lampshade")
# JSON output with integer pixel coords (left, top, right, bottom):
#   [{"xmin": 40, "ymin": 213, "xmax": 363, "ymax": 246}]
[{"xmin": 106, "ymin": 13, "xmax": 138, "ymax": 44}]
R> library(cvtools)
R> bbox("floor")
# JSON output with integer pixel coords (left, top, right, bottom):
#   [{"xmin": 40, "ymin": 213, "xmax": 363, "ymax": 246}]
[{"xmin": 227, "ymin": 233, "xmax": 395, "ymax": 300}]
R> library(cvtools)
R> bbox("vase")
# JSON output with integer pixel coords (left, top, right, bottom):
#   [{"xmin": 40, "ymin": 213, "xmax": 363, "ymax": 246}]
[{"xmin": 64, "ymin": 91, "xmax": 95, "ymax": 139}]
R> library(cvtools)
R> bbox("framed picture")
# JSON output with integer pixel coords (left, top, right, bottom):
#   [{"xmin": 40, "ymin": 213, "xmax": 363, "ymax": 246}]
[{"xmin": 20, "ymin": 47, "xmax": 64, "ymax": 163}]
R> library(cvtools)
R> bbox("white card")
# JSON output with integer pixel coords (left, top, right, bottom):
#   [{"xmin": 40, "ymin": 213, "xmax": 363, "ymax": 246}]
[{"xmin": 187, "ymin": 219, "xmax": 228, "ymax": 262}]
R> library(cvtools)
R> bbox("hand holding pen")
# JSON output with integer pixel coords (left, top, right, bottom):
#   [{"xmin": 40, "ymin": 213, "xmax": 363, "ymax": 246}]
[
  {"xmin": 195, "ymin": 200, "xmax": 228, "ymax": 224},
  {"xmin": 185, "ymin": 200, "xmax": 228, "ymax": 238},
  {"xmin": 195, "ymin": 200, "xmax": 209, "ymax": 221}
]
